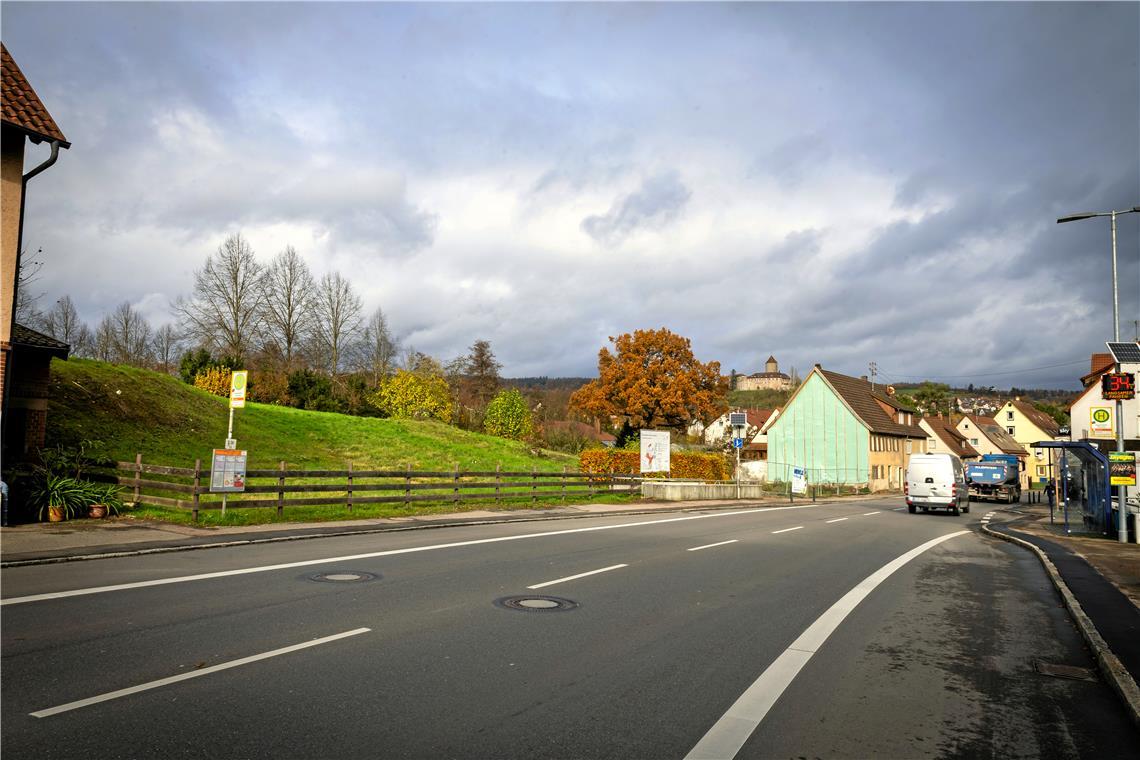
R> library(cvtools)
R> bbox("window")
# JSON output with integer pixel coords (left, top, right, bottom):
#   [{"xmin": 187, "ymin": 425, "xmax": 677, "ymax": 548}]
[
  {"xmin": 970, "ymin": 438, "xmax": 978, "ymax": 445},
  {"xmin": 1007, "ymin": 411, "xmax": 1014, "ymax": 421},
  {"xmin": 929, "ymin": 438, "xmax": 937, "ymax": 449},
  {"xmin": 1007, "ymin": 426, "xmax": 1015, "ymax": 435},
  {"xmin": 906, "ymin": 440, "xmax": 913, "ymax": 454},
  {"xmin": 1037, "ymin": 466, "xmax": 1047, "ymax": 476}
]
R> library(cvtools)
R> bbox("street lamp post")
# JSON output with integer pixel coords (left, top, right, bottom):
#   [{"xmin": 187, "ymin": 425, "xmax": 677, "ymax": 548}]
[{"xmin": 1058, "ymin": 205, "xmax": 1140, "ymax": 543}]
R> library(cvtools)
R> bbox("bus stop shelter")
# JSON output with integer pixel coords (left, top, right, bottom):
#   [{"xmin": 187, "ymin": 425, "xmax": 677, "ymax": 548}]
[{"xmin": 1034, "ymin": 441, "xmax": 1112, "ymax": 536}]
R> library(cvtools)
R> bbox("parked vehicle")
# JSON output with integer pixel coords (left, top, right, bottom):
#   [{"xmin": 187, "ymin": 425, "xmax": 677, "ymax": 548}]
[
  {"xmin": 905, "ymin": 453, "xmax": 969, "ymax": 515},
  {"xmin": 967, "ymin": 454, "xmax": 1021, "ymax": 504}
]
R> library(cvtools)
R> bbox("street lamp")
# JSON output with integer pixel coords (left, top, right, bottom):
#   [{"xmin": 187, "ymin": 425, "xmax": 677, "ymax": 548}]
[{"xmin": 1057, "ymin": 205, "xmax": 1140, "ymax": 543}]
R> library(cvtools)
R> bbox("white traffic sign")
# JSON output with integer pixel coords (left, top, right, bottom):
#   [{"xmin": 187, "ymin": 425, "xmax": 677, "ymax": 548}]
[{"xmin": 640, "ymin": 430, "xmax": 671, "ymax": 473}]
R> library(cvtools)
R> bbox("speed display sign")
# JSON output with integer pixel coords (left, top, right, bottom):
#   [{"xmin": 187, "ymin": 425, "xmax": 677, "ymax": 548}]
[{"xmin": 1101, "ymin": 372, "xmax": 1136, "ymax": 401}]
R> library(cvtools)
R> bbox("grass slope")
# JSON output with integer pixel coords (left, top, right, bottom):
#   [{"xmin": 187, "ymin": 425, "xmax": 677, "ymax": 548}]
[{"xmin": 47, "ymin": 359, "xmax": 576, "ymax": 472}]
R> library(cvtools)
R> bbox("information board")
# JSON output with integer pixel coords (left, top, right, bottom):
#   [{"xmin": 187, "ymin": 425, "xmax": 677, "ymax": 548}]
[
  {"xmin": 791, "ymin": 466, "xmax": 807, "ymax": 494},
  {"xmin": 640, "ymin": 430, "xmax": 671, "ymax": 473},
  {"xmin": 1109, "ymin": 452, "xmax": 1136, "ymax": 487},
  {"xmin": 210, "ymin": 449, "xmax": 247, "ymax": 492}
]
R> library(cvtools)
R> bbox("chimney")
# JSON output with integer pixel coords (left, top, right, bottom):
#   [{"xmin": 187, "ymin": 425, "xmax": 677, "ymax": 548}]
[
  {"xmin": 814, "ymin": 363, "xmax": 822, "ymax": 369},
  {"xmin": 860, "ymin": 375, "xmax": 868, "ymax": 381}
]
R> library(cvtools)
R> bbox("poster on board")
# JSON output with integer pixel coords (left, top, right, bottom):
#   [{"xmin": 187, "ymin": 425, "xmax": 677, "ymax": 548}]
[{"xmin": 640, "ymin": 430, "xmax": 671, "ymax": 473}]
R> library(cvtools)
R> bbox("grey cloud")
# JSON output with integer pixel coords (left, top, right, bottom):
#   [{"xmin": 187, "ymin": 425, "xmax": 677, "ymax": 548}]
[{"xmin": 581, "ymin": 171, "xmax": 691, "ymax": 246}]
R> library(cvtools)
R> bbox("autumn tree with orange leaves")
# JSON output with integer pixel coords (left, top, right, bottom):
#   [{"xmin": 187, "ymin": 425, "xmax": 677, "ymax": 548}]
[{"xmin": 569, "ymin": 328, "xmax": 727, "ymax": 432}]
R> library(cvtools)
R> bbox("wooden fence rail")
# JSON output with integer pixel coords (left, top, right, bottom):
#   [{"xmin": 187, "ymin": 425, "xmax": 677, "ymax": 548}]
[{"xmin": 108, "ymin": 457, "xmax": 615, "ymax": 522}]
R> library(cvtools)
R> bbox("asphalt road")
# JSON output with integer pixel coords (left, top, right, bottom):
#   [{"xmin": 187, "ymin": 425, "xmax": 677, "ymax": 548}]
[{"xmin": 2, "ymin": 498, "xmax": 1137, "ymax": 759}]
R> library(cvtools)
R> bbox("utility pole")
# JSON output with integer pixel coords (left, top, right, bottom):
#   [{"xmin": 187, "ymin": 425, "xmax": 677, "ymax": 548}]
[{"xmin": 868, "ymin": 361, "xmax": 878, "ymax": 391}]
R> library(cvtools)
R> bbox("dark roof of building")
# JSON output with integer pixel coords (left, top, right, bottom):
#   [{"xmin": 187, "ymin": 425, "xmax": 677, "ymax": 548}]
[
  {"xmin": 746, "ymin": 371, "xmax": 790, "ymax": 380},
  {"xmin": 1081, "ymin": 352, "xmax": 1115, "ymax": 387},
  {"xmin": 962, "ymin": 414, "xmax": 1025, "ymax": 455},
  {"xmin": 817, "ymin": 368, "xmax": 926, "ymax": 437},
  {"xmin": 922, "ymin": 415, "xmax": 980, "ymax": 458},
  {"xmin": 765, "ymin": 355, "xmax": 777, "ymax": 363},
  {"xmin": 1, "ymin": 43, "xmax": 70, "ymax": 147},
  {"xmin": 1009, "ymin": 399, "xmax": 1061, "ymax": 438},
  {"xmin": 11, "ymin": 322, "xmax": 70, "ymax": 357}
]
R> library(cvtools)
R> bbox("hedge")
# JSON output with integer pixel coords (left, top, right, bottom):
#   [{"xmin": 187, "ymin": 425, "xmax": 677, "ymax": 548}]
[{"xmin": 579, "ymin": 449, "xmax": 729, "ymax": 481}]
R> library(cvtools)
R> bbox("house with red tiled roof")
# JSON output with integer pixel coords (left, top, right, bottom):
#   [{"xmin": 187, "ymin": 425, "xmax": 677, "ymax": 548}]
[
  {"xmin": 1070, "ymin": 345, "xmax": 1139, "ymax": 452},
  {"xmin": 920, "ymin": 414, "xmax": 980, "ymax": 461},
  {"xmin": 2, "ymin": 42, "xmax": 70, "ymax": 473},
  {"xmin": 766, "ymin": 365, "xmax": 928, "ymax": 490},
  {"xmin": 955, "ymin": 414, "xmax": 1030, "ymax": 487},
  {"xmin": 994, "ymin": 398, "xmax": 1064, "ymax": 485}
]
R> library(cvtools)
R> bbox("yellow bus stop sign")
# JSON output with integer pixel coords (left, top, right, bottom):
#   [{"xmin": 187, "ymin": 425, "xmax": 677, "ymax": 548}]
[{"xmin": 230, "ymin": 370, "xmax": 248, "ymax": 409}]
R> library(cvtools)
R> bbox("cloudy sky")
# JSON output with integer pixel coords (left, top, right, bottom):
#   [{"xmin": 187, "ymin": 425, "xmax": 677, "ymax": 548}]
[{"xmin": 5, "ymin": 2, "xmax": 1138, "ymax": 388}]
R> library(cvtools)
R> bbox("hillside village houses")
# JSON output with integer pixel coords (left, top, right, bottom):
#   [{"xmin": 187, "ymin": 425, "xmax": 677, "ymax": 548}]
[
  {"xmin": 996, "ymin": 398, "xmax": 1063, "ymax": 484},
  {"xmin": 920, "ymin": 414, "xmax": 980, "ymax": 461},
  {"xmin": 955, "ymin": 414, "xmax": 1031, "ymax": 488}
]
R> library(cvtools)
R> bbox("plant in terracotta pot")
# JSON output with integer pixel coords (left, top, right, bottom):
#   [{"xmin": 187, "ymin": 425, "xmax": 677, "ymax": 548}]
[
  {"xmin": 86, "ymin": 483, "xmax": 124, "ymax": 519},
  {"xmin": 29, "ymin": 474, "xmax": 87, "ymax": 522}
]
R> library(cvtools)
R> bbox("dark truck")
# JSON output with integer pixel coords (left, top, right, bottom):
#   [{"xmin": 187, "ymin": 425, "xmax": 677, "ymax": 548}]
[{"xmin": 966, "ymin": 454, "xmax": 1021, "ymax": 504}]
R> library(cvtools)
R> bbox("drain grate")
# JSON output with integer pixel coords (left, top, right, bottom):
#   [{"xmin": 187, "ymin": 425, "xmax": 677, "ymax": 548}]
[
  {"xmin": 494, "ymin": 595, "xmax": 579, "ymax": 613},
  {"xmin": 1034, "ymin": 661, "xmax": 1098, "ymax": 682},
  {"xmin": 308, "ymin": 571, "xmax": 378, "ymax": 583}
]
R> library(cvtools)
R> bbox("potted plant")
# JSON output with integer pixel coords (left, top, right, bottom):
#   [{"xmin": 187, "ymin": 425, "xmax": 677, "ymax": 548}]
[
  {"xmin": 86, "ymin": 482, "xmax": 124, "ymax": 519},
  {"xmin": 29, "ymin": 474, "xmax": 86, "ymax": 522}
]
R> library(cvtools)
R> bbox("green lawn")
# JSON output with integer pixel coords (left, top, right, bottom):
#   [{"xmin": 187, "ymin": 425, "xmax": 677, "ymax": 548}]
[{"xmin": 47, "ymin": 359, "xmax": 577, "ymax": 472}]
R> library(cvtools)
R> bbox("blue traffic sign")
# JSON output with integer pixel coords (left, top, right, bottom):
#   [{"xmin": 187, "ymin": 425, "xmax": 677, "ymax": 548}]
[{"xmin": 733, "ymin": 438, "xmax": 744, "ymax": 449}]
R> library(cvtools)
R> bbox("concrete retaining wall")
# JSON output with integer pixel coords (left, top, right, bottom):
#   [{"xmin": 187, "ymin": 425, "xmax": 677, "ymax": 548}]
[{"xmin": 641, "ymin": 481, "xmax": 775, "ymax": 501}]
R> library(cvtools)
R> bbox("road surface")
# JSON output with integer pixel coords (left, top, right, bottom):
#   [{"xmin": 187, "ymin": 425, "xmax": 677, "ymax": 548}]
[{"xmin": 2, "ymin": 497, "xmax": 1136, "ymax": 758}]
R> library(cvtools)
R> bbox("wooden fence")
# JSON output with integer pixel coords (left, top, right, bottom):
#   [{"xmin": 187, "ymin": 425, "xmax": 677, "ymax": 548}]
[{"xmin": 105, "ymin": 455, "xmax": 617, "ymax": 522}]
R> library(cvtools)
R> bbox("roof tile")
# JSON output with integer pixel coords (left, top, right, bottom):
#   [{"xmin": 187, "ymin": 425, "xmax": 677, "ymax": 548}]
[
  {"xmin": 818, "ymin": 368, "xmax": 925, "ymax": 437},
  {"xmin": 2, "ymin": 43, "xmax": 69, "ymax": 146}
]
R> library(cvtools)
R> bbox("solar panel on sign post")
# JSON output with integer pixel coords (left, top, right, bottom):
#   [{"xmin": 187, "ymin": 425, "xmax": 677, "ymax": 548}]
[
  {"xmin": 729, "ymin": 412, "xmax": 748, "ymax": 427},
  {"xmin": 1106, "ymin": 342, "xmax": 1140, "ymax": 364}
]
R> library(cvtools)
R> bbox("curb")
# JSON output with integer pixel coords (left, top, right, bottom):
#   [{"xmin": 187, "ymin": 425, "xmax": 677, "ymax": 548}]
[
  {"xmin": 0, "ymin": 496, "xmax": 864, "ymax": 568},
  {"xmin": 981, "ymin": 519, "xmax": 1140, "ymax": 729}
]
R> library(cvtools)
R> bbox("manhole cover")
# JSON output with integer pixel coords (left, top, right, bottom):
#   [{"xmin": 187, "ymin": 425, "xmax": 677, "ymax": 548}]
[
  {"xmin": 494, "ymin": 595, "xmax": 579, "ymax": 612},
  {"xmin": 1034, "ymin": 661, "xmax": 1098, "ymax": 682},
  {"xmin": 308, "ymin": 571, "xmax": 378, "ymax": 583}
]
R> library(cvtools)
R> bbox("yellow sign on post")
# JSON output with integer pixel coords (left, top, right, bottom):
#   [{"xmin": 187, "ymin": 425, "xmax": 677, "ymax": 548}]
[{"xmin": 230, "ymin": 370, "xmax": 248, "ymax": 409}]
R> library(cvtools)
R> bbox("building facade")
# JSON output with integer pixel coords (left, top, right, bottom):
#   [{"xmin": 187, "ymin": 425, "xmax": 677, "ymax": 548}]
[
  {"xmin": 735, "ymin": 355, "xmax": 793, "ymax": 391},
  {"xmin": 767, "ymin": 366, "xmax": 927, "ymax": 490}
]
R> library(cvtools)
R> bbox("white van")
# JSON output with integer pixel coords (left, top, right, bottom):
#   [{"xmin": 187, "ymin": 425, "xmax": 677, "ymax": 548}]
[{"xmin": 905, "ymin": 453, "xmax": 969, "ymax": 515}]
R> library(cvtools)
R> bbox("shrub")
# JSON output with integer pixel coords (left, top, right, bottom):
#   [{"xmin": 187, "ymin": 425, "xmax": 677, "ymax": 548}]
[
  {"xmin": 251, "ymin": 369, "xmax": 290, "ymax": 405},
  {"xmin": 287, "ymin": 369, "xmax": 341, "ymax": 412},
  {"xmin": 484, "ymin": 389, "xmax": 534, "ymax": 440},
  {"xmin": 578, "ymin": 449, "xmax": 728, "ymax": 480},
  {"xmin": 179, "ymin": 348, "xmax": 214, "ymax": 384},
  {"xmin": 194, "ymin": 366, "xmax": 232, "ymax": 397},
  {"xmin": 370, "ymin": 370, "xmax": 453, "ymax": 422}
]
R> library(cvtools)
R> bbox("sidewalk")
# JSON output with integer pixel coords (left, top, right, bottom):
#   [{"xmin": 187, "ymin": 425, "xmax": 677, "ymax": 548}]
[{"xmin": 985, "ymin": 500, "xmax": 1140, "ymax": 727}]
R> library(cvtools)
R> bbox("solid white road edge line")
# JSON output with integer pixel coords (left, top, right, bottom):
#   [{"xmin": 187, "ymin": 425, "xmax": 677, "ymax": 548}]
[
  {"xmin": 688, "ymin": 540, "xmax": 740, "ymax": 552},
  {"xmin": 2, "ymin": 504, "xmax": 835, "ymax": 606},
  {"xmin": 771, "ymin": 527, "xmax": 803, "ymax": 534},
  {"xmin": 684, "ymin": 530, "xmax": 970, "ymax": 760},
  {"xmin": 824, "ymin": 518, "xmax": 848, "ymax": 524},
  {"xmin": 527, "ymin": 564, "xmax": 628, "ymax": 589},
  {"xmin": 30, "ymin": 627, "xmax": 371, "ymax": 718}
]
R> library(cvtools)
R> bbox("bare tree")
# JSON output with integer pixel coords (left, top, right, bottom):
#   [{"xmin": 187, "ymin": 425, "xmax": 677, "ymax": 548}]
[
  {"xmin": 312, "ymin": 271, "xmax": 362, "ymax": 374},
  {"xmin": 354, "ymin": 306, "xmax": 400, "ymax": 385},
  {"xmin": 151, "ymin": 323, "xmax": 182, "ymax": 374},
  {"xmin": 175, "ymin": 232, "xmax": 263, "ymax": 361},
  {"xmin": 102, "ymin": 302, "xmax": 152, "ymax": 365},
  {"xmin": 260, "ymin": 245, "xmax": 314, "ymax": 368},
  {"xmin": 14, "ymin": 247, "xmax": 45, "ymax": 327},
  {"xmin": 92, "ymin": 317, "xmax": 114, "ymax": 362},
  {"xmin": 42, "ymin": 295, "xmax": 84, "ymax": 343}
]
